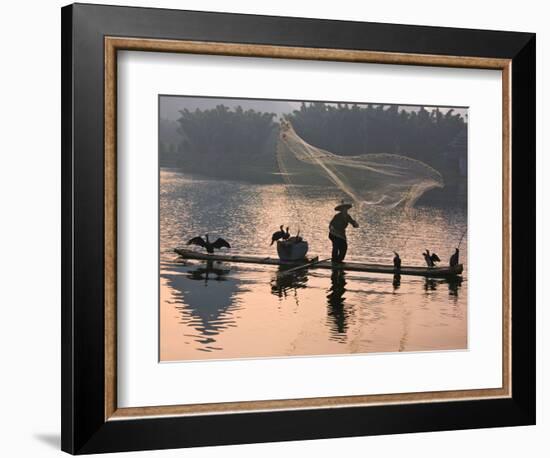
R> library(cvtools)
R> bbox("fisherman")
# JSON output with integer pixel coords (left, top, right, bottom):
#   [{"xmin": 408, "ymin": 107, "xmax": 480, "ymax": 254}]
[{"xmin": 329, "ymin": 201, "xmax": 359, "ymax": 263}]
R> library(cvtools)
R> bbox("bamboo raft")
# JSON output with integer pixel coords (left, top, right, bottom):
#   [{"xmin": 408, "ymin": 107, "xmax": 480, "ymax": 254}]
[{"xmin": 174, "ymin": 248, "xmax": 463, "ymax": 278}]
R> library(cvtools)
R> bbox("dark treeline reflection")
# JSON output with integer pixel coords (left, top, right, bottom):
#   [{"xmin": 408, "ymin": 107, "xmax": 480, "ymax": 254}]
[
  {"xmin": 162, "ymin": 261, "xmax": 240, "ymax": 352},
  {"xmin": 160, "ymin": 101, "xmax": 467, "ymax": 205}
]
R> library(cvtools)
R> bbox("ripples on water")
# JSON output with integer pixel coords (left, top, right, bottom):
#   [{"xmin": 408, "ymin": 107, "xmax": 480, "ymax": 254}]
[{"xmin": 160, "ymin": 169, "xmax": 467, "ymax": 361}]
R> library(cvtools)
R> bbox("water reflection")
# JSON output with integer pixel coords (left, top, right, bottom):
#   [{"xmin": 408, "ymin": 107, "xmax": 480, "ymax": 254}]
[
  {"xmin": 423, "ymin": 276, "xmax": 463, "ymax": 298},
  {"xmin": 447, "ymin": 276, "xmax": 463, "ymax": 297},
  {"xmin": 270, "ymin": 266, "xmax": 308, "ymax": 299},
  {"xmin": 186, "ymin": 260, "xmax": 230, "ymax": 283},
  {"xmin": 162, "ymin": 260, "xmax": 240, "ymax": 352},
  {"xmin": 326, "ymin": 269, "xmax": 355, "ymax": 342},
  {"xmin": 424, "ymin": 278, "xmax": 438, "ymax": 292},
  {"xmin": 392, "ymin": 274, "xmax": 401, "ymax": 291}
]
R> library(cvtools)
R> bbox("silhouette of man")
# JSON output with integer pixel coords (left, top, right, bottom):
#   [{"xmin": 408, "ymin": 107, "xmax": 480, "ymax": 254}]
[{"xmin": 328, "ymin": 202, "xmax": 359, "ymax": 263}]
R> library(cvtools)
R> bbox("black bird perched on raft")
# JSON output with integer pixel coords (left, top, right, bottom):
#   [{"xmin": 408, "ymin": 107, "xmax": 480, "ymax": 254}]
[
  {"xmin": 449, "ymin": 248, "xmax": 460, "ymax": 267},
  {"xmin": 282, "ymin": 226, "xmax": 291, "ymax": 240},
  {"xmin": 270, "ymin": 225, "xmax": 286, "ymax": 245},
  {"xmin": 422, "ymin": 251, "xmax": 433, "ymax": 267},
  {"xmin": 423, "ymin": 250, "xmax": 440, "ymax": 267},
  {"xmin": 393, "ymin": 251, "xmax": 401, "ymax": 270},
  {"xmin": 287, "ymin": 229, "xmax": 303, "ymax": 244},
  {"xmin": 187, "ymin": 234, "xmax": 231, "ymax": 254}
]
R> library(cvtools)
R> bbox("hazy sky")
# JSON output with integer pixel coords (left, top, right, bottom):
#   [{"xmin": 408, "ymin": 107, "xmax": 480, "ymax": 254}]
[{"xmin": 159, "ymin": 95, "xmax": 468, "ymax": 121}]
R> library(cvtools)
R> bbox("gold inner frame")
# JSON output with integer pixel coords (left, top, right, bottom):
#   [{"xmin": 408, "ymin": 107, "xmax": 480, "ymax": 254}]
[{"xmin": 104, "ymin": 36, "xmax": 512, "ymax": 421}]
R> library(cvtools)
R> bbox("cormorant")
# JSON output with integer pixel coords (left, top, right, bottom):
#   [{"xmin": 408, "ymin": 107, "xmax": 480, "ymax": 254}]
[
  {"xmin": 393, "ymin": 251, "xmax": 401, "ymax": 270},
  {"xmin": 270, "ymin": 225, "xmax": 286, "ymax": 245},
  {"xmin": 450, "ymin": 248, "xmax": 460, "ymax": 267},
  {"xmin": 282, "ymin": 227, "xmax": 291, "ymax": 240},
  {"xmin": 187, "ymin": 234, "xmax": 231, "ymax": 254},
  {"xmin": 423, "ymin": 249, "xmax": 440, "ymax": 267},
  {"xmin": 287, "ymin": 229, "xmax": 303, "ymax": 244},
  {"xmin": 423, "ymin": 250, "xmax": 433, "ymax": 267}
]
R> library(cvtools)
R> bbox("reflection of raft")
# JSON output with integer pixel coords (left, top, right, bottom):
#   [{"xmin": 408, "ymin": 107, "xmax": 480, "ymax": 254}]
[
  {"xmin": 174, "ymin": 249, "xmax": 463, "ymax": 278},
  {"xmin": 276, "ymin": 240, "xmax": 308, "ymax": 261}
]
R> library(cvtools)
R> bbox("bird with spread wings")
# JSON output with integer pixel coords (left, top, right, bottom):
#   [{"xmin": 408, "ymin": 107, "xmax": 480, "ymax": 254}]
[{"xmin": 187, "ymin": 234, "xmax": 231, "ymax": 254}]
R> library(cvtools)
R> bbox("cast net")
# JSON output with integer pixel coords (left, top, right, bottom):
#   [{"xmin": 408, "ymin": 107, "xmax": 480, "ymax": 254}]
[{"xmin": 277, "ymin": 119, "xmax": 444, "ymax": 209}]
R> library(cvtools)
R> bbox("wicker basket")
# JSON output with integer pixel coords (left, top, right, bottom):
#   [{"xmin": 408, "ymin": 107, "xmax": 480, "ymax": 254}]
[{"xmin": 276, "ymin": 240, "xmax": 309, "ymax": 261}]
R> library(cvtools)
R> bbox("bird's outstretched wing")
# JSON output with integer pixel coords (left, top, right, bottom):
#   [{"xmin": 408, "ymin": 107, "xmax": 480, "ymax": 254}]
[
  {"xmin": 212, "ymin": 238, "xmax": 231, "ymax": 249},
  {"xmin": 187, "ymin": 236, "xmax": 205, "ymax": 247},
  {"xmin": 431, "ymin": 253, "xmax": 441, "ymax": 262}
]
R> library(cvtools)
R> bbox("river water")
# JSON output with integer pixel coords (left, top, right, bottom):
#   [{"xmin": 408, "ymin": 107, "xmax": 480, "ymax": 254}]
[{"xmin": 160, "ymin": 169, "xmax": 467, "ymax": 361}]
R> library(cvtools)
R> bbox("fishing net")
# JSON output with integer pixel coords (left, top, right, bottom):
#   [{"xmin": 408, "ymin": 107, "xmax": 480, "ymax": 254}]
[{"xmin": 277, "ymin": 120, "xmax": 444, "ymax": 209}]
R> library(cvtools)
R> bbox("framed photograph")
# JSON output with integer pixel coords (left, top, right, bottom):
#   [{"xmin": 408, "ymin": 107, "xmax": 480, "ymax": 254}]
[{"xmin": 61, "ymin": 3, "xmax": 536, "ymax": 454}]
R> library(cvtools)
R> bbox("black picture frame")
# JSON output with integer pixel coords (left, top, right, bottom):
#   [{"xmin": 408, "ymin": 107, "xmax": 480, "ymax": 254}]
[{"xmin": 61, "ymin": 3, "xmax": 535, "ymax": 454}]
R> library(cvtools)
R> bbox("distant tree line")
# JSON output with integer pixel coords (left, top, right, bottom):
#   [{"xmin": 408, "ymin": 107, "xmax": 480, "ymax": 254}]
[
  {"xmin": 161, "ymin": 102, "xmax": 467, "ymax": 204},
  {"xmin": 286, "ymin": 103, "xmax": 467, "ymax": 205},
  {"xmin": 288, "ymin": 102, "xmax": 464, "ymax": 167},
  {"xmin": 167, "ymin": 105, "xmax": 278, "ymax": 181}
]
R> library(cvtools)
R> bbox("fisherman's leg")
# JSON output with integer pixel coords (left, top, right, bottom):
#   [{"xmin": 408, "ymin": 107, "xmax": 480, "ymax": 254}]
[
  {"xmin": 333, "ymin": 236, "xmax": 345, "ymax": 263},
  {"xmin": 336, "ymin": 242, "xmax": 343, "ymax": 262},
  {"xmin": 339, "ymin": 239, "xmax": 348, "ymax": 262},
  {"xmin": 329, "ymin": 234, "xmax": 339, "ymax": 262}
]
